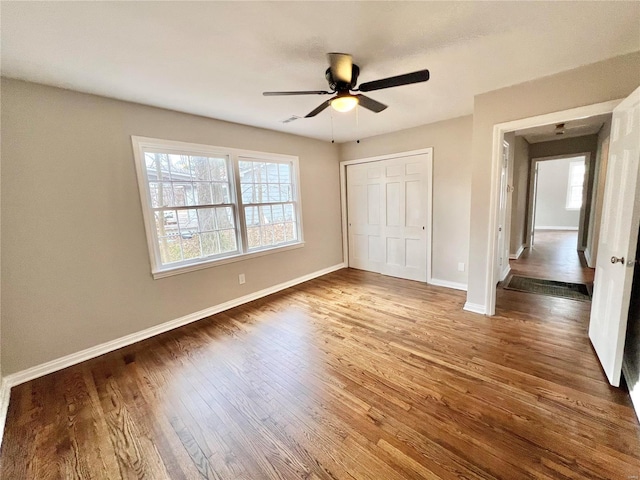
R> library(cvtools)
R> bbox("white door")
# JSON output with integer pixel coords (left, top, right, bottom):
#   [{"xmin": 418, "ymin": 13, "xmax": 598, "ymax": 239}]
[
  {"xmin": 589, "ymin": 86, "xmax": 640, "ymax": 386},
  {"xmin": 347, "ymin": 152, "xmax": 431, "ymax": 282},
  {"xmin": 496, "ymin": 141, "xmax": 510, "ymax": 282},
  {"xmin": 530, "ymin": 163, "xmax": 539, "ymax": 247}
]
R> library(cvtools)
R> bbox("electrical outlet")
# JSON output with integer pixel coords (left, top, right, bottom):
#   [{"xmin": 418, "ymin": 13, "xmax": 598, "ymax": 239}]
[
  {"xmin": 458, "ymin": 262, "xmax": 465, "ymax": 272},
  {"xmin": 239, "ymin": 273, "xmax": 246, "ymax": 284}
]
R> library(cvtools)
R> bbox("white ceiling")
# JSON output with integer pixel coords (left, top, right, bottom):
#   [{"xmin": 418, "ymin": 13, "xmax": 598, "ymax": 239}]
[
  {"xmin": 2, "ymin": 2, "xmax": 639, "ymax": 143},
  {"xmin": 515, "ymin": 113, "xmax": 612, "ymax": 144}
]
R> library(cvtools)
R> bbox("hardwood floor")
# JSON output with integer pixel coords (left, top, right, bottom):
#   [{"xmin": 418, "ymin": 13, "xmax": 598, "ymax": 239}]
[
  {"xmin": 2, "ymin": 268, "xmax": 639, "ymax": 479},
  {"xmin": 508, "ymin": 230, "xmax": 594, "ymax": 284}
]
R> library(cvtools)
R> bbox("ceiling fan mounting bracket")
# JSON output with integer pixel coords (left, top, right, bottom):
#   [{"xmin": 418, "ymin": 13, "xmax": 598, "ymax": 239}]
[{"xmin": 325, "ymin": 64, "xmax": 360, "ymax": 92}]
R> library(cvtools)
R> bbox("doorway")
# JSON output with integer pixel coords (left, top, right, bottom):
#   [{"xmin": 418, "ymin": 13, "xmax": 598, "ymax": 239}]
[
  {"xmin": 483, "ymin": 100, "xmax": 621, "ymax": 315},
  {"xmin": 512, "ymin": 154, "xmax": 593, "ymax": 285}
]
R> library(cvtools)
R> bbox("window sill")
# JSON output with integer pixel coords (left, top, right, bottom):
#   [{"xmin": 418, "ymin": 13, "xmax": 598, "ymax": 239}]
[{"xmin": 152, "ymin": 242, "xmax": 305, "ymax": 279}]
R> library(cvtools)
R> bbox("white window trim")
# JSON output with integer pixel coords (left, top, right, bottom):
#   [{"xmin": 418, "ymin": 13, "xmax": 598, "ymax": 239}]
[
  {"xmin": 131, "ymin": 136, "xmax": 304, "ymax": 279},
  {"xmin": 565, "ymin": 159, "xmax": 585, "ymax": 211}
]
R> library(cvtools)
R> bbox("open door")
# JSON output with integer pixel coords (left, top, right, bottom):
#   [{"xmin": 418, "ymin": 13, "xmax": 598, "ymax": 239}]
[{"xmin": 589, "ymin": 86, "xmax": 640, "ymax": 386}]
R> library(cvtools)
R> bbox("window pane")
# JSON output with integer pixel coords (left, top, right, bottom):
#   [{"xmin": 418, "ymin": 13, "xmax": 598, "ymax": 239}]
[
  {"xmin": 219, "ymin": 229, "xmax": 238, "ymax": 253},
  {"xmin": 280, "ymin": 185, "xmax": 292, "ymax": 202},
  {"xmin": 189, "ymin": 156, "xmax": 210, "ymax": 182},
  {"xmin": 284, "ymin": 203, "xmax": 294, "ymax": 221},
  {"xmin": 158, "ymin": 236, "xmax": 183, "ymax": 264},
  {"xmin": 241, "ymin": 183, "xmax": 255, "ymax": 203},
  {"xmin": 285, "ymin": 222, "xmax": 297, "ymax": 241},
  {"xmin": 145, "ymin": 153, "xmax": 171, "ymax": 181},
  {"xmin": 209, "ymin": 158, "xmax": 228, "ymax": 181},
  {"xmin": 216, "ymin": 207, "xmax": 235, "ymax": 230},
  {"xmin": 273, "ymin": 223, "xmax": 285, "ymax": 244},
  {"xmin": 168, "ymin": 154, "xmax": 191, "ymax": 180},
  {"xmin": 178, "ymin": 209, "xmax": 199, "ymax": 232},
  {"xmin": 268, "ymin": 184, "xmax": 281, "ymax": 202},
  {"xmin": 181, "ymin": 233, "xmax": 202, "ymax": 260},
  {"xmin": 266, "ymin": 163, "xmax": 279, "ymax": 182},
  {"xmin": 201, "ymin": 232, "xmax": 220, "ymax": 256},
  {"xmin": 193, "ymin": 182, "xmax": 213, "ymax": 205},
  {"xmin": 211, "ymin": 183, "xmax": 230, "ymax": 204},
  {"xmin": 278, "ymin": 163, "xmax": 291, "ymax": 183},
  {"xmin": 272, "ymin": 204, "xmax": 284, "ymax": 222},
  {"xmin": 245, "ymin": 206, "xmax": 259, "ymax": 227},
  {"xmin": 197, "ymin": 208, "xmax": 217, "ymax": 232},
  {"xmin": 247, "ymin": 226, "xmax": 261, "ymax": 248},
  {"xmin": 260, "ymin": 205, "xmax": 273, "ymax": 224},
  {"xmin": 172, "ymin": 183, "xmax": 196, "ymax": 207}
]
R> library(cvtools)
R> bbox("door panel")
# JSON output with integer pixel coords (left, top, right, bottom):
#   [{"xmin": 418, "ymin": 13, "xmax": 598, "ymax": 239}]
[
  {"xmin": 589, "ymin": 86, "xmax": 640, "ymax": 386},
  {"xmin": 347, "ymin": 153, "xmax": 430, "ymax": 282}
]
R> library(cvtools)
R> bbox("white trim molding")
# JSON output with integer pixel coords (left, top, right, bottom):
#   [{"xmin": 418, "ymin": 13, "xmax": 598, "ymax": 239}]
[
  {"xmin": 584, "ymin": 247, "xmax": 595, "ymax": 268},
  {"xmin": 463, "ymin": 302, "xmax": 486, "ymax": 315},
  {"xmin": 484, "ymin": 98, "xmax": 622, "ymax": 316},
  {"xmin": 429, "ymin": 278, "xmax": 468, "ymax": 291},
  {"xmin": 534, "ymin": 226, "xmax": 579, "ymax": 231},
  {"xmin": 0, "ymin": 378, "xmax": 11, "ymax": 450},
  {"xmin": 622, "ymin": 358, "xmax": 640, "ymax": 422},
  {"xmin": 499, "ymin": 265, "xmax": 511, "ymax": 283},
  {"xmin": 509, "ymin": 244, "xmax": 525, "ymax": 260},
  {"xmin": 3, "ymin": 263, "xmax": 345, "ymax": 390}
]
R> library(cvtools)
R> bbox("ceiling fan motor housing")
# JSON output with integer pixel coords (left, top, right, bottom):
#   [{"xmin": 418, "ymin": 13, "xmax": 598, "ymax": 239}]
[{"xmin": 325, "ymin": 64, "xmax": 360, "ymax": 91}]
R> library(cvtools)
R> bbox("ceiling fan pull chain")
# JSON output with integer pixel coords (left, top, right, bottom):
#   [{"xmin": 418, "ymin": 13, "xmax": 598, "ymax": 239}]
[{"xmin": 330, "ymin": 108, "xmax": 335, "ymax": 143}]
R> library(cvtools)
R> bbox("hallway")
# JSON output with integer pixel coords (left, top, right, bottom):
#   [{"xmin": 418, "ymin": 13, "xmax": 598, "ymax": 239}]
[{"xmin": 509, "ymin": 229, "xmax": 594, "ymax": 285}]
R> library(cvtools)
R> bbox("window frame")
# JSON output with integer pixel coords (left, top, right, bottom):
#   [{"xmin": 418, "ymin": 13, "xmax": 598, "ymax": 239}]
[
  {"xmin": 132, "ymin": 136, "xmax": 304, "ymax": 279},
  {"xmin": 565, "ymin": 159, "xmax": 585, "ymax": 211}
]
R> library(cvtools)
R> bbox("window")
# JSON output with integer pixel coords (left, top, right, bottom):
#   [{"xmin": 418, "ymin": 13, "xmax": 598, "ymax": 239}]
[
  {"xmin": 132, "ymin": 137, "xmax": 303, "ymax": 278},
  {"xmin": 566, "ymin": 160, "xmax": 585, "ymax": 210}
]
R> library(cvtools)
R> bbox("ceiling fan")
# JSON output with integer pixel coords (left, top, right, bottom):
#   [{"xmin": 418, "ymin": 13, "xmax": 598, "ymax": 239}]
[{"xmin": 263, "ymin": 53, "xmax": 430, "ymax": 118}]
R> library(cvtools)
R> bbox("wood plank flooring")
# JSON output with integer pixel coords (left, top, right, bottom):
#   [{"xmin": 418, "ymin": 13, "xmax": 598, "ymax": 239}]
[
  {"xmin": 1, "ymin": 268, "xmax": 639, "ymax": 479},
  {"xmin": 509, "ymin": 230, "xmax": 594, "ymax": 285}
]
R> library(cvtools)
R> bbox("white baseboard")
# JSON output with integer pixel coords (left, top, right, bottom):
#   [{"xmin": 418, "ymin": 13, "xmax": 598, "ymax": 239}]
[
  {"xmin": 500, "ymin": 265, "xmax": 511, "ymax": 282},
  {"xmin": 0, "ymin": 378, "xmax": 11, "ymax": 451},
  {"xmin": 509, "ymin": 244, "xmax": 525, "ymax": 260},
  {"xmin": 534, "ymin": 226, "xmax": 579, "ymax": 231},
  {"xmin": 3, "ymin": 263, "xmax": 346, "ymax": 390},
  {"xmin": 584, "ymin": 248, "xmax": 595, "ymax": 268},
  {"xmin": 463, "ymin": 302, "xmax": 486, "ymax": 315},
  {"xmin": 428, "ymin": 278, "xmax": 468, "ymax": 291},
  {"xmin": 622, "ymin": 358, "xmax": 640, "ymax": 423}
]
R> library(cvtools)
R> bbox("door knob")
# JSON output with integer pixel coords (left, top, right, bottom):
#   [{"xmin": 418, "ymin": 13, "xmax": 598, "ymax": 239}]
[{"xmin": 611, "ymin": 256, "xmax": 625, "ymax": 264}]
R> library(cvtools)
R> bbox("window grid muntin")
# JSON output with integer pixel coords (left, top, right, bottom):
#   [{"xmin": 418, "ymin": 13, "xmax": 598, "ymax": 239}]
[
  {"xmin": 238, "ymin": 158, "xmax": 299, "ymax": 251},
  {"xmin": 143, "ymin": 151, "xmax": 240, "ymax": 266},
  {"xmin": 134, "ymin": 139, "xmax": 303, "ymax": 275},
  {"xmin": 566, "ymin": 160, "xmax": 586, "ymax": 210}
]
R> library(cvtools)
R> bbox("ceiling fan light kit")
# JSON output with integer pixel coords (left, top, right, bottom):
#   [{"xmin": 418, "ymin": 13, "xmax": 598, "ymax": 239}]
[
  {"xmin": 330, "ymin": 93, "xmax": 359, "ymax": 112},
  {"xmin": 263, "ymin": 53, "xmax": 430, "ymax": 118}
]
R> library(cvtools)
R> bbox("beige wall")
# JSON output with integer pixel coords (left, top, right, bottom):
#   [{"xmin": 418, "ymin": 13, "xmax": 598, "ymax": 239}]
[
  {"xmin": 1, "ymin": 79, "xmax": 343, "ymax": 375},
  {"xmin": 585, "ymin": 118, "xmax": 613, "ymax": 267},
  {"xmin": 510, "ymin": 136, "xmax": 530, "ymax": 254},
  {"xmin": 534, "ymin": 158, "xmax": 582, "ymax": 229},
  {"xmin": 339, "ymin": 115, "xmax": 473, "ymax": 286},
  {"xmin": 467, "ymin": 51, "xmax": 640, "ymax": 308}
]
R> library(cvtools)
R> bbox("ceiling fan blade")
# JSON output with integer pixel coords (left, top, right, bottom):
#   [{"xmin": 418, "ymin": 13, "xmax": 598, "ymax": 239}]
[
  {"xmin": 358, "ymin": 69, "xmax": 430, "ymax": 92},
  {"xmin": 263, "ymin": 90, "xmax": 330, "ymax": 96},
  {"xmin": 355, "ymin": 94, "xmax": 387, "ymax": 113},
  {"xmin": 327, "ymin": 53, "xmax": 353, "ymax": 83},
  {"xmin": 305, "ymin": 99, "xmax": 332, "ymax": 118}
]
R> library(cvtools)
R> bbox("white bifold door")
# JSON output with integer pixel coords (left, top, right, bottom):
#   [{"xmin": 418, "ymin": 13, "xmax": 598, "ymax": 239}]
[{"xmin": 346, "ymin": 151, "xmax": 432, "ymax": 282}]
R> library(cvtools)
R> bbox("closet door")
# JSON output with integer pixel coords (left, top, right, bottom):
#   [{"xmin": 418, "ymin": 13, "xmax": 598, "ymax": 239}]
[{"xmin": 347, "ymin": 152, "xmax": 430, "ymax": 282}]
